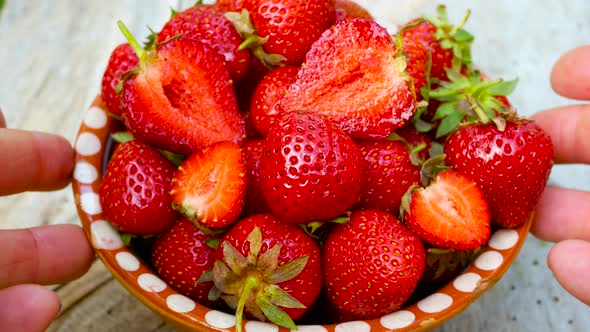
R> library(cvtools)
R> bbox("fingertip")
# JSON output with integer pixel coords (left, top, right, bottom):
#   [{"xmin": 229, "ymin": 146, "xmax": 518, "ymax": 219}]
[
  {"xmin": 30, "ymin": 224, "xmax": 95, "ymax": 283},
  {"xmin": 0, "ymin": 284, "xmax": 60, "ymax": 332},
  {"xmin": 550, "ymin": 45, "xmax": 590, "ymax": 100},
  {"xmin": 31, "ymin": 132, "xmax": 75, "ymax": 191},
  {"xmin": 548, "ymin": 240, "xmax": 590, "ymax": 305}
]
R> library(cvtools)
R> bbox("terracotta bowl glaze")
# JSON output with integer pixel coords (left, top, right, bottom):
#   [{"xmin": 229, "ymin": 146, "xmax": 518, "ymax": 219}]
[{"xmin": 73, "ymin": 96, "xmax": 533, "ymax": 332}]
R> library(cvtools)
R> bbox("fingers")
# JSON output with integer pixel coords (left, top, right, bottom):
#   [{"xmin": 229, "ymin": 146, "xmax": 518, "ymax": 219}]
[
  {"xmin": 548, "ymin": 240, "xmax": 590, "ymax": 306},
  {"xmin": 551, "ymin": 45, "xmax": 590, "ymax": 100},
  {"xmin": 531, "ymin": 104, "xmax": 590, "ymax": 165},
  {"xmin": 0, "ymin": 128, "xmax": 74, "ymax": 195},
  {"xmin": 0, "ymin": 284, "xmax": 60, "ymax": 332},
  {"xmin": 0, "ymin": 225, "xmax": 94, "ymax": 289},
  {"xmin": 531, "ymin": 187, "xmax": 590, "ymax": 243}
]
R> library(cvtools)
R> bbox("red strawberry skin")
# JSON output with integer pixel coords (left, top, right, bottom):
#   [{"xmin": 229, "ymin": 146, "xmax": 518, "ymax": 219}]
[
  {"xmin": 335, "ymin": 0, "xmax": 373, "ymax": 21},
  {"xmin": 244, "ymin": 0, "xmax": 336, "ymax": 66},
  {"xmin": 242, "ymin": 140, "xmax": 269, "ymax": 215},
  {"xmin": 170, "ymin": 141, "xmax": 246, "ymax": 229},
  {"xmin": 121, "ymin": 38, "xmax": 245, "ymax": 155},
  {"xmin": 278, "ymin": 19, "xmax": 417, "ymax": 140},
  {"xmin": 216, "ymin": 214, "xmax": 323, "ymax": 320},
  {"xmin": 401, "ymin": 36, "xmax": 429, "ymax": 96},
  {"xmin": 444, "ymin": 120, "xmax": 554, "ymax": 228},
  {"xmin": 251, "ymin": 65, "xmax": 299, "ymax": 136},
  {"xmin": 99, "ymin": 140, "xmax": 179, "ymax": 235},
  {"xmin": 323, "ymin": 210, "xmax": 426, "ymax": 319},
  {"xmin": 217, "ymin": 0, "xmax": 246, "ymax": 11},
  {"xmin": 151, "ymin": 219, "xmax": 218, "ymax": 305},
  {"xmin": 401, "ymin": 19, "xmax": 452, "ymax": 81},
  {"xmin": 357, "ymin": 140, "xmax": 421, "ymax": 215},
  {"xmin": 101, "ymin": 43, "xmax": 138, "ymax": 117},
  {"xmin": 259, "ymin": 112, "xmax": 364, "ymax": 224},
  {"xmin": 158, "ymin": 4, "xmax": 251, "ymax": 82},
  {"xmin": 404, "ymin": 169, "xmax": 491, "ymax": 250}
]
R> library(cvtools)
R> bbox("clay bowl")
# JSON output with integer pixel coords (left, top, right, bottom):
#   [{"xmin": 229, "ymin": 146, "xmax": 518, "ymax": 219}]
[{"xmin": 73, "ymin": 95, "xmax": 533, "ymax": 332}]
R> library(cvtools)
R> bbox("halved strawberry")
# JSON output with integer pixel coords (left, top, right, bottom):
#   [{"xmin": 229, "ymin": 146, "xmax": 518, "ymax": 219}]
[
  {"xmin": 118, "ymin": 22, "xmax": 245, "ymax": 155},
  {"xmin": 157, "ymin": 4, "xmax": 251, "ymax": 82},
  {"xmin": 278, "ymin": 19, "xmax": 416, "ymax": 140},
  {"xmin": 170, "ymin": 141, "xmax": 246, "ymax": 229},
  {"xmin": 403, "ymin": 169, "xmax": 491, "ymax": 250}
]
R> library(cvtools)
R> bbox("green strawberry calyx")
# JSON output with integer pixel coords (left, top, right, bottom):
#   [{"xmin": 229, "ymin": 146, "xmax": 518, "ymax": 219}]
[
  {"xmin": 225, "ymin": 9, "xmax": 287, "ymax": 69},
  {"xmin": 429, "ymin": 69, "xmax": 518, "ymax": 138},
  {"xmin": 427, "ymin": 5, "xmax": 475, "ymax": 72},
  {"xmin": 211, "ymin": 227, "xmax": 308, "ymax": 332}
]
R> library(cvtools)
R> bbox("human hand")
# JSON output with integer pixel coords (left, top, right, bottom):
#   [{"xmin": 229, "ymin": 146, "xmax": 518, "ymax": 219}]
[
  {"xmin": 530, "ymin": 45, "xmax": 590, "ymax": 306},
  {"xmin": 0, "ymin": 111, "xmax": 94, "ymax": 332}
]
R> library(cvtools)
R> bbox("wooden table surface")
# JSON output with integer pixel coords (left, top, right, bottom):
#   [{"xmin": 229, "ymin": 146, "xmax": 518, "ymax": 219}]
[{"xmin": 1, "ymin": 0, "xmax": 589, "ymax": 331}]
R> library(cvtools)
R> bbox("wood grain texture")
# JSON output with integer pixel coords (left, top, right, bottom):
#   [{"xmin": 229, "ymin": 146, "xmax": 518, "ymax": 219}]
[{"xmin": 0, "ymin": 0, "xmax": 589, "ymax": 331}]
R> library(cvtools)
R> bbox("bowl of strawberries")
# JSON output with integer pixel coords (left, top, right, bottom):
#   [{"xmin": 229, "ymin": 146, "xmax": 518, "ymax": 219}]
[{"xmin": 72, "ymin": 1, "xmax": 554, "ymax": 331}]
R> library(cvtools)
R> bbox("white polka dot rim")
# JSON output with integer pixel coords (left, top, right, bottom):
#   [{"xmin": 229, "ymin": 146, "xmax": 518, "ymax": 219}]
[
  {"xmin": 291, "ymin": 325, "xmax": 329, "ymax": 332},
  {"xmin": 489, "ymin": 229, "xmax": 519, "ymax": 250},
  {"xmin": 90, "ymin": 220, "xmax": 123, "ymax": 250},
  {"xmin": 453, "ymin": 273, "xmax": 482, "ymax": 293},
  {"xmin": 380, "ymin": 310, "xmax": 416, "ymax": 329},
  {"xmin": 166, "ymin": 294, "xmax": 196, "ymax": 313},
  {"xmin": 73, "ymin": 161, "xmax": 98, "ymax": 184},
  {"xmin": 75, "ymin": 132, "xmax": 102, "ymax": 156},
  {"xmin": 84, "ymin": 106, "xmax": 108, "ymax": 129},
  {"xmin": 205, "ymin": 310, "xmax": 235, "ymax": 329},
  {"xmin": 244, "ymin": 321, "xmax": 279, "ymax": 332},
  {"xmin": 475, "ymin": 251, "xmax": 504, "ymax": 271},
  {"xmin": 334, "ymin": 321, "xmax": 371, "ymax": 332},
  {"xmin": 137, "ymin": 273, "xmax": 167, "ymax": 293},
  {"xmin": 417, "ymin": 293, "xmax": 453, "ymax": 313},
  {"xmin": 115, "ymin": 252, "xmax": 140, "ymax": 272},
  {"xmin": 80, "ymin": 192, "xmax": 102, "ymax": 215}
]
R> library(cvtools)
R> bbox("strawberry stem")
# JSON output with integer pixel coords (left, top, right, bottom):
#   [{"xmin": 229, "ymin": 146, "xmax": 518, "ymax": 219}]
[
  {"xmin": 235, "ymin": 275, "xmax": 259, "ymax": 332},
  {"xmin": 117, "ymin": 21, "xmax": 148, "ymax": 64}
]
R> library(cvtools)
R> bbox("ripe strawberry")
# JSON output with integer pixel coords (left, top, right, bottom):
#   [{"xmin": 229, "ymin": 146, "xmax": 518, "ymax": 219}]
[
  {"xmin": 212, "ymin": 214, "xmax": 322, "ymax": 331},
  {"xmin": 100, "ymin": 43, "xmax": 138, "ymax": 117},
  {"xmin": 444, "ymin": 120, "xmax": 554, "ymax": 228},
  {"xmin": 334, "ymin": 0, "xmax": 373, "ymax": 21},
  {"xmin": 400, "ymin": 5, "xmax": 473, "ymax": 82},
  {"xmin": 157, "ymin": 4, "xmax": 251, "ymax": 82},
  {"xmin": 250, "ymin": 65, "xmax": 299, "ymax": 136},
  {"xmin": 357, "ymin": 140, "xmax": 421, "ymax": 215},
  {"xmin": 242, "ymin": 140, "xmax": 269, "ymax": 215},
  {"xmin": 259, "ymin": 111, "xmax": 363, "ymax": 224},
  {"xmin": 99, "ymin": 140, "xmax": 179, "ymax": 235},
  {"xmin": 170, "ymin": 141, "xmax": 246, "ymax": 229},
  {"xmin": 400, "ymin": 36, "xmax": 429, "ymax": 97},
  {"xmin": 118, "ymin": 23, "xmax": 245, "ymax": 155},
  {"xmin": 217, "ymin": 0, "xmax": 246, "ymax": 12},
  {"xmin": 151, "ymin": 218, "xmax": 218, "ymax": 305},
  {"xmin": 278, "ymin": 19, "xmax": 417, "ymax": 140},
  {"xmin": 323, "ymin": 210, "xmax": 426, "ymax": 319},
  {"xmin": 403, "ymin": 169, "xmax": 491, "ymax": 250},
  {"xmin": 230, "ymin": 0, "xmax": 336, "ymax": 67}
]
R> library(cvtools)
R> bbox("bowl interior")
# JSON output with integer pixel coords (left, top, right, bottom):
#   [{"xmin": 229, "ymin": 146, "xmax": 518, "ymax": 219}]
[{"xmin": 73, "ymin": 96, "xmax": 533, "ymax": 332}]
